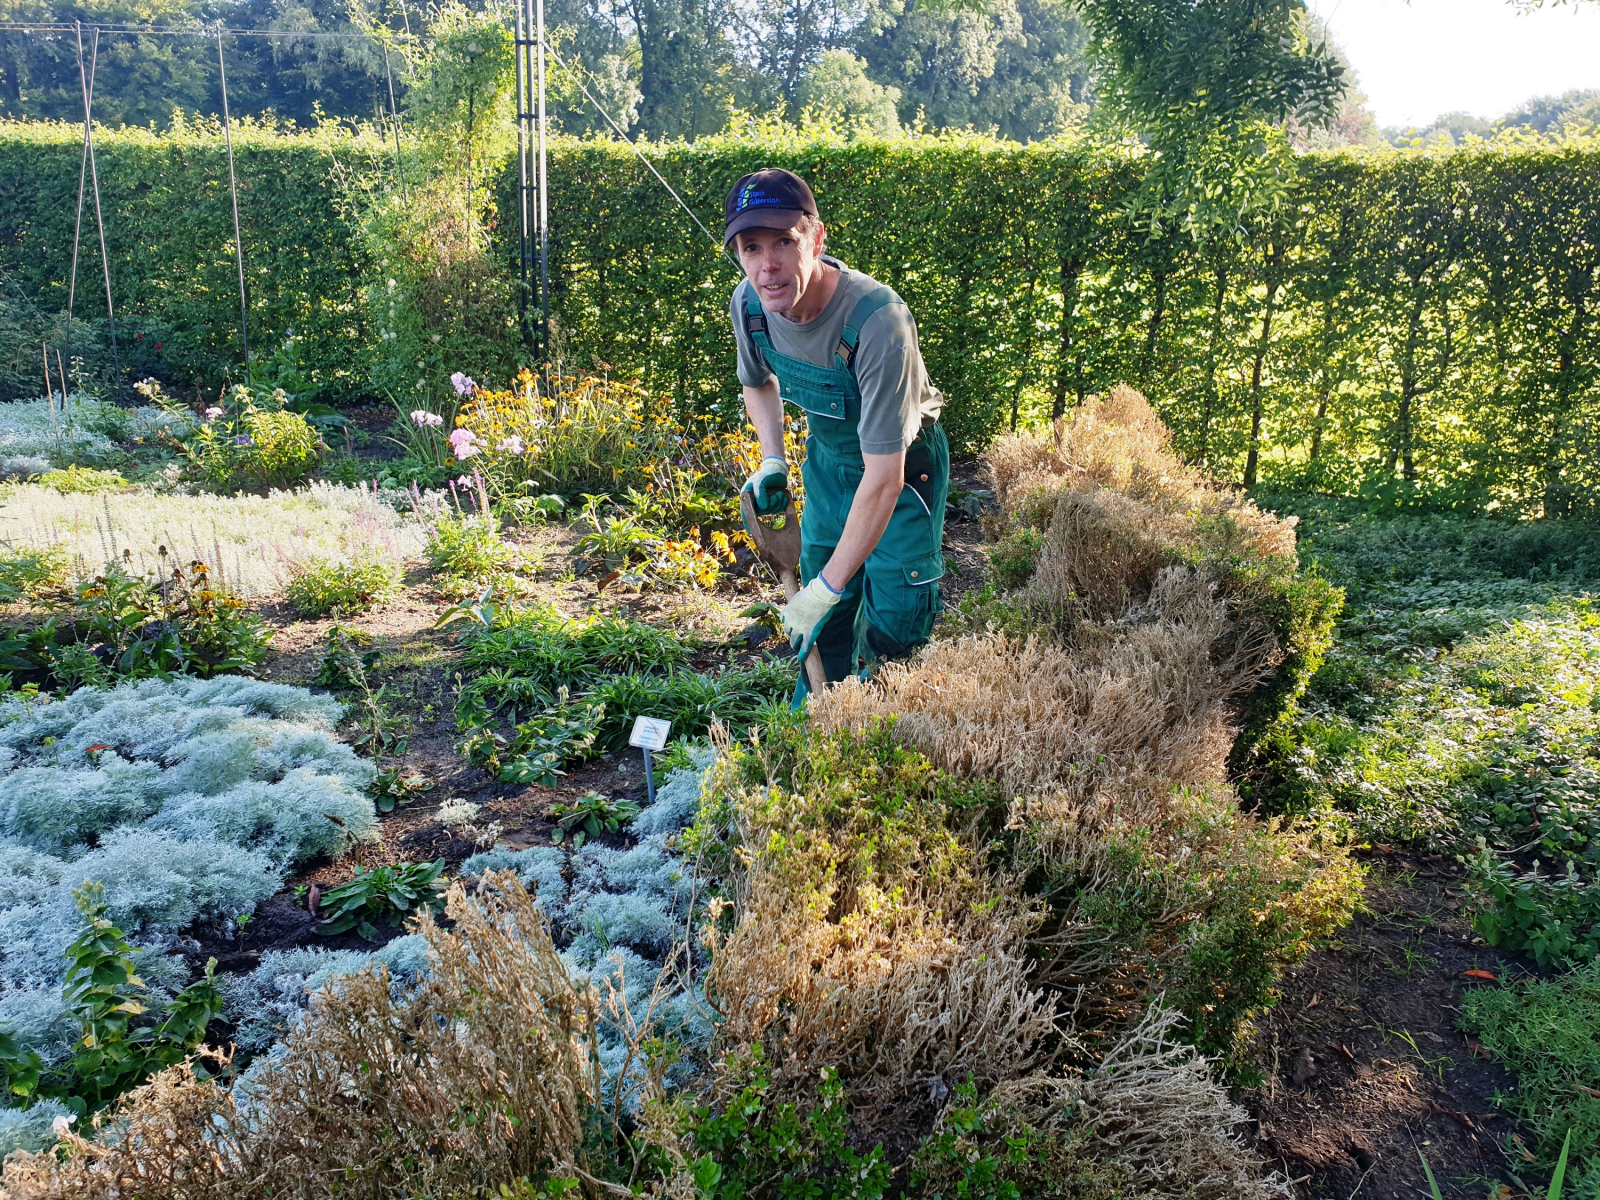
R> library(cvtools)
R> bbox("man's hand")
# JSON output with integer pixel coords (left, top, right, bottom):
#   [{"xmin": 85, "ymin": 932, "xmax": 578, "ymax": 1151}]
[
  {"xmin": 782, "ymin": 576, "xmax": 843, "ymax": 656},
  {"xmin": 742, "ymin": 455, "xmax": 789, "ymax": 517}
]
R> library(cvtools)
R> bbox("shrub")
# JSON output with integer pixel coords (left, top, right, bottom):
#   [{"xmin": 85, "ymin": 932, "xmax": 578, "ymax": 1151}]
[
  {"xmin": 142, "ymin": 381, "xmax": 323, "ymax": 492},
  {"xmin": 2, "ymin": 877, "xmax": 604, "ymax": 1200},
  {"xmin": 0, "ymin": 676, "xmax": 374, "ymax": 1007},
  {"xmin": 32, "ymin": 467, "xmax": 126, "ymax": 494},
  {"xmin": 424, "ymin": 508, "xmax": 518, "ymax": 592},
  {"xmin": 284, "ymin": 555, "xmax": 401, "ymax": 617}
]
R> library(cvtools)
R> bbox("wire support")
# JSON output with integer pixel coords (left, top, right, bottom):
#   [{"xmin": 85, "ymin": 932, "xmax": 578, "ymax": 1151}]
[{"xmin": 540, "ymin": 38, "xmax": 735, "ymax": 268}]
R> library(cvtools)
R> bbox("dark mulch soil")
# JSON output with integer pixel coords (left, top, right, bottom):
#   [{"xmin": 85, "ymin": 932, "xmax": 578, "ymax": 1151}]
[{"xmin": 1246, "ymin": 851, "xmax": 1540, "ymax": 1198}]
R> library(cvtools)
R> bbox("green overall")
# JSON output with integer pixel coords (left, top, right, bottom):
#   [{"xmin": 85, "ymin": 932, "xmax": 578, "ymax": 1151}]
[{"xmin": 743, "ymin": 287, "xmax": 950, "ymax": 703}]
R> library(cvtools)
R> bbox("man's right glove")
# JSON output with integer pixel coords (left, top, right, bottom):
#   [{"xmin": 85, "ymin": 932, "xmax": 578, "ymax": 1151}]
[
  {"xmin": 782, "ymin": 575, "xmax": 843, "ymax": 658},
  {"xmin": 742, "ymin": 456, "xmax": 789, "ymax": 516}
]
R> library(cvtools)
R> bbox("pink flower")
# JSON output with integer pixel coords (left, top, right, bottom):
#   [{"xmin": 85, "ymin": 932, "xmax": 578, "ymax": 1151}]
[
  {"xmin": 455, "ymin": 474, "xmax": 474, "ymax": 487},
  {"xmin": 497, "ymin": 435, "xmax": 525, "ymax": 455},
  {"xmin": 410, "ymin": 409, "xmax": 444, "ymax": 427},
  {"xmin": 450, "ymin": 372, "xmax": 476, "ymax": 396},
  {"xmin": 204, "ymin": 407, "xmax": 223, "ymax": 419},
  {"xmin": 447, "ymin": 428, "xmax": 480, "ymax": 459}
]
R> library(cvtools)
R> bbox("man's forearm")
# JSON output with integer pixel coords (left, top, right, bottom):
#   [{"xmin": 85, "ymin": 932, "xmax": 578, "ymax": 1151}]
[
  {"xmin": 820, "ymin": 451, "xmax": 903, "ymax": 592},
  {"xmin": 743, "ymin": 381, "xmax": 785, "ymax": 461}
]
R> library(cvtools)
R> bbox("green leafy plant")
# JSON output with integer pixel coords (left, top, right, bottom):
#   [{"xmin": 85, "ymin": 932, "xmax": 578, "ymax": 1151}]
[
  {"xmin": 426, "ymin": 509, "xmax": 518, "ymax": 595},
  {"xmin": 0, "ymin": 544, "xmax": 67, "ymax": 602},
  {"xmin": 1468, "ymin": 848, "xmax": 1600, "ymax": 969},
  {"xmin": 33, "ymin": 466, "xmax": 127, "ymax": 494},
  {"xmin": 0, "ymin": 883, "xmax": 222, "ymax": 1117},
  {"xmin": 314, "ymin": 624, "xmax": 381, "ymax": 689},
  {"xmin": 369, "ymin": 766, "xmax": 433, "ymax": 814},
  {"xmin": 686, "ymin": 1055, "xmax": 892, "ymax": 1200},
  {"xmin": 66, "ymin": 553, "xmax": 271, "ymax": 681},
  {"xmin": 315, "ymin": 860, "xmax": 448, "ymax": 941},
  {"xmin": 286, "ymin": 555, "xmax": 401, "ymax": 618},
  {"xmin": 143, "ymin": 379, "xmax": 323, "ymax": 492},
  {"xmin": 545, "ymin": 790, "xmax": 639, "ymax": 848}
]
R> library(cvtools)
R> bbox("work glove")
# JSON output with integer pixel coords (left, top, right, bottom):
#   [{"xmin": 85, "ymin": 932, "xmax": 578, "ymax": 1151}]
[
  {"xmin": 782, "ymin": 576, "xmax": 843, "ymax": 658},
  {"xmin": 742, "ymin": 455, "xmax": 789, "ymax": 517}
]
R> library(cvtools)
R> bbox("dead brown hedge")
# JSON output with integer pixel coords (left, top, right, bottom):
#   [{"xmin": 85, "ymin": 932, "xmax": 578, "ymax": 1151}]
[
  {"xmin": 3, "ymin": 874, "xmax": 601, "ymax": 1200},
  {"xmin": 914, "ymin": 1004, "xmax": 1290, "ymax": 1200}
]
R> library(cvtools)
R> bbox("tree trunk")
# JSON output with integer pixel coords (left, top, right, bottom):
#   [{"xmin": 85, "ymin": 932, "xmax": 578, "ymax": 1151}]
[
  {"xmin": 1243, "ymin": 272, "xmax": 1280, "ymax": 489},
  {"xmin": 1138, "ymin": 270, "xmax": 1167, "ymax": 387},
  {"xmin": 1051, "ymin": 256, "xmax": 1083, "ymax": 422},
  {"xmin": 1196, "ymin": 256, "xmax": 1228, "ymax": 466}
]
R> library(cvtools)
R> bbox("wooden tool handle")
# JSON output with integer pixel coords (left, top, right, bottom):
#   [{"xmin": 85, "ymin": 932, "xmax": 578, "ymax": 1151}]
[{"xmin": 778, "ymin": 568, "xmax": 830, "ymax": 697}]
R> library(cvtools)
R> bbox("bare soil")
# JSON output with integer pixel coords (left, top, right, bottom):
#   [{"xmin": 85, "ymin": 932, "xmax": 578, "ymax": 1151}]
[{"xmin": 1246, "ymin": 851, "xmax": 1540, "ymax": 1198}]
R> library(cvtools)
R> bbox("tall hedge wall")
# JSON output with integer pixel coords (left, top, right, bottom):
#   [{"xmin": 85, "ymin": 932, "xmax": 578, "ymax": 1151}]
[{"xmin": 2, "ymin": 121, "xmax": 1598, "ymax": 514}]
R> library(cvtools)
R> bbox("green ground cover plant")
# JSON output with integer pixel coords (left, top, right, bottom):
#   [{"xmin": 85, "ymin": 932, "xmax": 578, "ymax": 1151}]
[
  {"xmin": 1247, "ymin": 495, "xmax": 1600, "ymax": 965},
  {"xmin": 1460, "ymin": 963, "xmax": 1600, "ymax": 1195},
  {"xmin": 315, "ymin": 860, "xmax": 448, "ymax": 941},
  {"xmin": 285, "ymin": 555, "xmax": 401, "ymax": 618},
  {"xmin": 452, "ymin": 602, "xmax": 789, "ymax": 784}
]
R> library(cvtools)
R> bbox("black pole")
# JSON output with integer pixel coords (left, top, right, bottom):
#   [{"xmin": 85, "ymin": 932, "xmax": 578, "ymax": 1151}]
[
  {"xmin": 514, "ymin": 0, "xmax": 532, "ymax": 349},
  {"xmin": 217, "ymin": 33, "xmax": 250, "ymax": 372},
  {"xmin": 82, "ymin": 28, "xmax": 120, "ymax": 400},
  {"xmin": 536, "ymin": 0, "xmax": 549, "ymax": 356}
]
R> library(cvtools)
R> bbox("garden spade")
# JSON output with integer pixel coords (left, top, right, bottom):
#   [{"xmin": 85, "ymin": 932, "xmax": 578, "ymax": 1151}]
[{"xmin": 741, "ymin": 491, "xmax": 828, "ymax": 695}]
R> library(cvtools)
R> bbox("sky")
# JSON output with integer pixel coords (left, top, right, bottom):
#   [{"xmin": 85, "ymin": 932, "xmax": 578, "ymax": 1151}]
[{"xmin": 1305, "ymin": 0, "xmax": 1600, "ymax": 129}]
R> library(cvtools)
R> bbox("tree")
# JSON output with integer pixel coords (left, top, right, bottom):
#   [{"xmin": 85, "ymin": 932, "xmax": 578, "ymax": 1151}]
[
  {"xmin": 1084, "ymin": 0, "xmax": 1346, "ymax": 238},
  {"xmin": 855, "ymin": 0, "xmax": 1087, "ymax": 141}
]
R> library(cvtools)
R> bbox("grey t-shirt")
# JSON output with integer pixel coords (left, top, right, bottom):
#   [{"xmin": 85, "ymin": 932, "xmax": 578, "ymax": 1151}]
[{"xmin": 731, "ymin": 257, "xmax": 943, "ymax": 455}]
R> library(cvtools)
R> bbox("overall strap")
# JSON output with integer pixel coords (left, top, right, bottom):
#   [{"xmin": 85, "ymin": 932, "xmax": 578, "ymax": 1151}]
[
  {"xmin": 834, "ymin": 286, "xmax": 901, "ymax": 374},
  {"xmin": 743, "ymin": 289, "xmax": 773, "ymax": 353}
]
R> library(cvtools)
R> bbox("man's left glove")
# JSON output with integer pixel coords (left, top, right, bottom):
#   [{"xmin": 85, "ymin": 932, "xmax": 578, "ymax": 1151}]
[
  {"xmin": 742, "ymin": 456, "xmax": 790, "ymax": 517},
  {"xmin": 782, "ymin": 576, "xmax": 843, "ymax": 657}
]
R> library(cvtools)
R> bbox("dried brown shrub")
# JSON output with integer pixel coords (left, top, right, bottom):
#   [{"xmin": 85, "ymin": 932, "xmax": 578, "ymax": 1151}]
[
  {"xmin": 920, "ymin": 1005, "xmax": 1289, "ymax": 1200},
  {"xmin": 813, "ymin": 569, "xmax": 1277, "ymax": 814},
  {"xmin": 699, "ymin": 732, "xmax": 1058, "ymax": 1136},
  {"xmin": 3, "ymin": 874, "xmax": 601, "ymax": 1200},
  {"xmin": 986, "ymin": 386, "xmax": 1299, "ymax": 572}
]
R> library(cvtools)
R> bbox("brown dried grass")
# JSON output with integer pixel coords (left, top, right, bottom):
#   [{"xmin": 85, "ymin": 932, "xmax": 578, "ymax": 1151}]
[{"xmin": 3, "ymin": 874, "xmax": 602, "ymax": 1200}]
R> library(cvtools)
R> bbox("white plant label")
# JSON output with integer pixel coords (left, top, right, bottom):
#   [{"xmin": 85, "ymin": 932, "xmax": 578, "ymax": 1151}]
[{"xmin": 629, "ymin": 715, "xmax": 672, "ymax": 752}]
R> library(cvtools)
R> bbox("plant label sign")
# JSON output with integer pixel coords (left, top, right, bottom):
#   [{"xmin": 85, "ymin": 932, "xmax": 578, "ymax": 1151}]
[{"xmin": 629, "ymin": 716, "xmax": 671, "ymax": 752}]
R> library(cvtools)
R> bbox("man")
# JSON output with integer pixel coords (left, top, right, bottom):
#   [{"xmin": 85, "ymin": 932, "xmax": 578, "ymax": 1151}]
[{"xmin": 725, "ymin": 167, "xmax": 948, "ymax": 701}]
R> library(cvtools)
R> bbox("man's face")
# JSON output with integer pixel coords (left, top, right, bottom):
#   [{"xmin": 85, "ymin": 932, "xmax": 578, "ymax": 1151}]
[{"xmin": 734, "ymin": 221, "xmax": 825, "ymax": 318}]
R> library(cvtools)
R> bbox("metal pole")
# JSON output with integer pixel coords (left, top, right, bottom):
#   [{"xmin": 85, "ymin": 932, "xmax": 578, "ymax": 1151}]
[
  {"xmin": 381, "ymin": 41, "xmax": 408, "ymax": 202},
  {"xmin": 82, "ymin": 28, "xmax": 120, "ymax": 400},
  {"xmin": 514, "ymin": 0, "xmax": 532, "ymax": 349},
  {"xmin": 217, "ymin": 33, "xmax": 250, "ymax": 371},
  {"xmin": 69, "ymin": 21, "xmax": 93, "ymax": 323},
  {"xmin": 536, "ymin": 0, "xmax": 549, "ymax": 356}
]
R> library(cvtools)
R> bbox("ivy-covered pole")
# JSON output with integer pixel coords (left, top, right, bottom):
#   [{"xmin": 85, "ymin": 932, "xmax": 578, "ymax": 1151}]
[{"xmin": 536, "ymin": 0, "xmax": 550, "ymax": 357}]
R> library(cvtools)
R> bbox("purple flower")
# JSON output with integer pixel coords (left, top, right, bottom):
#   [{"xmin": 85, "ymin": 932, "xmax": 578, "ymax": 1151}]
[
  {"xmin": 447, "ymin": 428, "xmax": 480, "ymax": 460},
  {"xmin": 234, "ymin": 434, "xmax": 253, "ymax": 447},
  {"xmin": 450, "ymin": 372, "xmax": 476, "ymax": 396}
]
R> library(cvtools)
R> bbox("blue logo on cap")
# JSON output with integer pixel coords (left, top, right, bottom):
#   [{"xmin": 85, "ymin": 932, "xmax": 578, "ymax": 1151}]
[{"xmin": 738, "ymin": 185, "xmax": 782, "ymax": 212}]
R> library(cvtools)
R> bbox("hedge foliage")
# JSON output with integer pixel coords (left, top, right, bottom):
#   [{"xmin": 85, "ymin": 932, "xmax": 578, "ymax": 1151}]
[{"xmin": 2, "ymin": 121, "xmax": 1599, "ymax": 512}]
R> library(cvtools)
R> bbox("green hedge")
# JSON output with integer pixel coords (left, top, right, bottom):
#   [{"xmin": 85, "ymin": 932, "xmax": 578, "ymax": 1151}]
[{"xmin": 3, "ymin": 121, "xmax": 1599, "ymax": 513}]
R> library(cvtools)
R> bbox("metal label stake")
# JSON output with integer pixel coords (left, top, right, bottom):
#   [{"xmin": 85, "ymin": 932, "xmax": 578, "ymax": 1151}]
[{"xmin": 628, "ymin": 715, "xmax": 672, "ymax": 806}]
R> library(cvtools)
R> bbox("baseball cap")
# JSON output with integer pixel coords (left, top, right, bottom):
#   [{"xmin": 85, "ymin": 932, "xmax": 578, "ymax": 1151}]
[{"xmin": 724, "ymin": 169, "xmax": 818, "ymax": 247}]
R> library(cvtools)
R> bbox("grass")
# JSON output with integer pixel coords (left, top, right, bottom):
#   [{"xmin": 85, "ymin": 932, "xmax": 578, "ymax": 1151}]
[
  {"xmin": 1461, "ymin": 965, "xmax": 1600, "ymax": 1194},
  {"xmin": 0, "ymin": 480, "xmax": 428, "ymax": 598}
]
